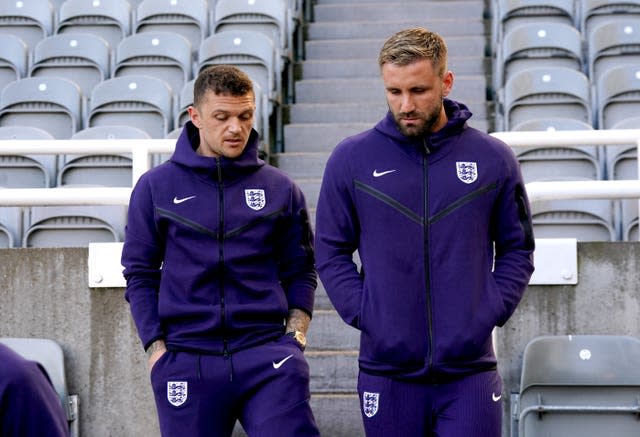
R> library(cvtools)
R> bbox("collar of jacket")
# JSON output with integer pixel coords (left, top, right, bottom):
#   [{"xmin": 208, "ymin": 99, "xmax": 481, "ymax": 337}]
[{"xmin": 170, "ymin": 121, "xmax": 265, "ymax": 182}]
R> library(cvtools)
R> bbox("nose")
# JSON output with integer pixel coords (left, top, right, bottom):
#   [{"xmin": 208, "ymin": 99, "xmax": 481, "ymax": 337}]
[
  {"xmin": 227, "ymin": 117, "xmax": 241, "ymax": 133},
  {"xmin": 399, "ymin": 94, "xmax": 415, "ymax": 114}
]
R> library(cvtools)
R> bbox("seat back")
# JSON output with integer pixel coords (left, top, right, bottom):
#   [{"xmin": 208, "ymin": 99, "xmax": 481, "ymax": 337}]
[
  {"xmin": 596, "ymin": 64, "xmax": 640, "ymax": 129},
  {"xmin": 581, "ymin": 0, "xmax": 640, "ymax": 38},
  {"xmin": 530, "ymin": 198, "xmax": 617, "ymax": 241},
  {"xmin": 496, "ymin": 0, "xmax": 576, "ymax": 40},
  {"xmin": 29, "ymin": 33, "xmax": 111, "ymax": 97},
  {"xmin": 588, "ymin": 18, "xmax": 640, "ymax": 86},
  {"xmin": 0, "ymin": 0, "xmax": 53, "ymax": 49},
  {"xmin": 0, "ymin": 206, "xmax": 22, "ymax": 247},
  {"xmin": 0, "ymin": 34, "xmax": 28, "ymax": 91},
  {"xmin": 518, "ymin": 335, "xmax": 640, "ymax": 436},
  {"xmin": 134, "ymin": 0, "xmax": 209, "ymax": 54},
  {"xmin": 57, "ymin": 0, "xmax": 132, "ymax": 49},
  {"xmin": 88, "ymin": 75, "xmax": 173, "ymax": 138},
  {"xmin": 0, "ymin": 125, "xmax": 56, "ymax": 188},
  {"xmin": 0, "ymin": 76, "xmax": 83, "ymax": 139},
  {"xmin": 114, "ymin": 31, "xmax": 192, "ymax": 97}
]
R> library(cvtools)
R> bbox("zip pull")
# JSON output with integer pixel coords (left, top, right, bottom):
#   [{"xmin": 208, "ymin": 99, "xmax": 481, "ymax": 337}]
[{"xmin": 423, "ymin": 138, "xmax": 431, "ymax": 155}]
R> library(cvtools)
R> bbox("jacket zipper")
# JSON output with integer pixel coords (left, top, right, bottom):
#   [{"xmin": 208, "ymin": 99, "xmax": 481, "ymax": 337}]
[
  {"xmin": 422, "ymin": 139, "xmax": 434, "ymax": 374},
  {"xmin": 216, "ymin": 159, "xmax": 230, "ymax": 362}
]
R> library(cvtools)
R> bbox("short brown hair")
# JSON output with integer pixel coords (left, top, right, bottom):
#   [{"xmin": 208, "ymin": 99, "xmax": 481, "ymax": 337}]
[
  {"xmin": 193, "ymin": 65, "xmax": 254, "ymax": 107},
  {"xmin": 378, "ymin": 28, "xmax": 448, "ymax": 77}
]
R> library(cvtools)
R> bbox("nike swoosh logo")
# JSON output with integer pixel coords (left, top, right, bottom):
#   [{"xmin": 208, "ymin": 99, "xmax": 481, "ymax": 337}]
[
  {"xmin": 492, "ymin": 392, "xmax": 502, "ymax": 402},
  {"xmin": 173, "ymin": 195, "xmax": 196, "ymax": 204},
  {"xmin": 373, "ymin": 169, "xmax": 397, "ymax": 177},
  {"xmin": 272, "ymin": 354, "xmax": 294, "ymax": 369}
]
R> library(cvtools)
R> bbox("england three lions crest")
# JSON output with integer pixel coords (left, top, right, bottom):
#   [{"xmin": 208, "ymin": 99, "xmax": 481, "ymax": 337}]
[
  {"xmin": 167, "ymin": 381, "xmax": 188, "ymax": 407},
  {"xmin": 363, "ymin": 391, "xmax": 380, "ymax": 418},
  {"xmin": 245, "ymin": 189, "xmax": 266, "ymax": 210},
  {"xmin": 456, "ymin": 161, "xmax": 478, "ymax": 184}
]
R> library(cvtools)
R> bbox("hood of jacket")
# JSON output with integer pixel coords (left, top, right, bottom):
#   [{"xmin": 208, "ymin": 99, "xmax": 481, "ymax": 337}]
[{"xmin": 170, "ymin": 121, "xmax": 265, "ymax": 181}]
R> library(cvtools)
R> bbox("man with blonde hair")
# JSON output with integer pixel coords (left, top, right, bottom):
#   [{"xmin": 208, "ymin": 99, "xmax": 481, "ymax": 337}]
[{"xmin": 315, "ymin": 28, "xmax": 535, "ymax": 436}]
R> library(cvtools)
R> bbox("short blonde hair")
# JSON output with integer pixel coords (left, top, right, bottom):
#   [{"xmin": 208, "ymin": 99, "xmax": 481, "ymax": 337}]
[{"xmin": 378, "ymin": 28, "xmax": 448, "ymax": 77}]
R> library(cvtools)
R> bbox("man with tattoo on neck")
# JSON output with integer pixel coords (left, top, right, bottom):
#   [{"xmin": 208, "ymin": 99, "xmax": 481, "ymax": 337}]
[{"xmin": 122, "ymin": 65, "xmax": 319, "ymax": 437}]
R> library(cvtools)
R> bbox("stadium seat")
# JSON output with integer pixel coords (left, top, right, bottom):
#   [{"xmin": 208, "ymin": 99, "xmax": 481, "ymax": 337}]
[
  {"xmin": 493, "ymin": 0, "xmax": 576, "ymax": 45},
  {"xmin": 500, "ymin": 67, "xmax": 592, "ymax": 131},
  {"xmin": 22, "ymin": 204, "xmax": 126, "ymax": 247},
  {"xmin": 198, "ymin": 30, "xmax": 277, "ymax": 144},
  {"xmin": 495, "ymin": 22, "xmax": 583, "ymax": 91},
  {"xmin": 0, "ymin": 34, "xmax": 28, "ymax": 92},
  {"xmin": 88, "ymin": 75, "xmax": 173, "ymax": 138},
  {"xmin": 514, "ymin": 335, "xmax": 640, "ymax": 436},
  {"xmin": 0, "ymin": 206, "xmax": 22, "ymax": 248},
  {"xmin": 57, "ymin": 125, "xmax": 151, "ymax": 187},
  {"xmin": 511, "ymin": 118, "xmax": 602, "ymax": 182},
  {"xmin": 530, "ymin": 198, "xmax": 617, "ymax": 241},
  {"xmin": 0, "ymin": 125, "xmax": 56, "ymax": 188},
  {"xmin": 134, "ymin": 0, "xmax": 209, "ymax": 55},
  {"xmin": 0, "ymin": 76, "xmax": 83, "ymax": 139},
  {"xmin": 596, "ymin": 64, "xmax": 640, "ymax": 129},
  {"xmin": 56, "ymin": 0, "xmax": 132, "ymax": 50},
  {"xmin": 29, "ymin": 33, "xmax": 111, "ymax": 97},
  {"xmin": 0, "ymin": 0, "xmax": 54, "ymax": 50},
  {"xmin": 587, "ymin": 18, "xmax": 640, "ymax": 87},
  {"xmin": 113, "ymin": 31, "xmax": 192, "ymax": 98},
  {"xmin": 581, "ymin": 0, "xmax": 640, "ymax": 39},
  {"xmin": 0, "ymin": 337, "xmax": 79, "ymax": 436}
]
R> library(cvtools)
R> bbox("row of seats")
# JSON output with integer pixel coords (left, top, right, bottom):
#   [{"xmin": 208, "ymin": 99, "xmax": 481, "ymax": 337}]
[{"xmin": 489, "ymin": 0, "xmax": 640, "ymax": 242}]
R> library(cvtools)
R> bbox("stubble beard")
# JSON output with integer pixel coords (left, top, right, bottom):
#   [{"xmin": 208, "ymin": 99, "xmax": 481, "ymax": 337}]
[{"xmin": 392, "ymin": 100, "xmax": 443, "ymax": 140}]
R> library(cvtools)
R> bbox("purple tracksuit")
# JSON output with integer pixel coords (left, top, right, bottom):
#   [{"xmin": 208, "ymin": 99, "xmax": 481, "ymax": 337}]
[
  {"xmin": 315, "ymin": 99, "xmax": 535, "ymax": 434},
  {"xmin": 122, "ymin": 121, "xmax": 319, "ymax": 436},
  {"xmin": 0, "ymin": 344, "xmax": 69, "ymax": 437}
]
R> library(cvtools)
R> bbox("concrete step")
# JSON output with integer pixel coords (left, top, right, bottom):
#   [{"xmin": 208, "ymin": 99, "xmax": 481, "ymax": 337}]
[
  {"xmin": 300, "ymin": 57, "xmax": 487, "ymax": 79},
  {"xmin": 305, "ymin": 36, "xmax": 487, "ymax": 60},
  {"xmin": 284, "ymin": 123, "xmax": 370, "ymax": 152},
  {"xmin": 313, "ymin": 2, "xmax": 485, "ymax": 22},
  {"xmin": 307, "ymin": 309, "xmax": 360, "ymax": 351},
  {"xmin": 295, "ymin": 77, "xmax": 487, "ymax": 104},
  {"xmin": 272, "ymin": 151, "xmax": 330, "ymax": 178},
  {"xmin": 307, "ymin": 18, "xmax": 486, "ymax": 39},
  {"xmin": 308, "ymin": 351, "xmax": 360, "ymax": 393},
  {"xmin": 311, "ymin": 394, "xmax": 364, "ymax": 437},
  {"xmin": 289, "ymin": 103, "xmax": 388, "ymax": 124},
  {"xmin": 296, "ymin": 177, "xmax": 322, "ymax": 208}
]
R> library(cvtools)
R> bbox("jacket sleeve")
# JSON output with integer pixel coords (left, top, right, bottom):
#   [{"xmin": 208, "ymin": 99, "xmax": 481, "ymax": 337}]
[
  {"xmin": 314, "ymin": 144, "xmax": 363, "ymax": 329},
  {"xmin": 491, "ymin": 146, "xmax": 535, "ymax": 327},
  {"xmin": 121, "ymin": 176, "xmax": 165, "ymax": 350},
  {"xmin": 278, "ymin": 183, "xmax": 317, "ymax": 317}
]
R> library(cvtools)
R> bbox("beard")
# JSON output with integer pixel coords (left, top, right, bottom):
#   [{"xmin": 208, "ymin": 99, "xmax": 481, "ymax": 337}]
[{"xmin": 392, "ymin": 99, "xmax": 444, "ymax": 139}]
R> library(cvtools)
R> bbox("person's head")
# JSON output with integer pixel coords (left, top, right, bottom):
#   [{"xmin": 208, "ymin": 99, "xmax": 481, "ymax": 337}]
[
  {"xmin": 378, "ymin": 28, "xmax": 454, "ymax": 138},
  {"xmin": 188, "ymin": 65, "xmax": 256, "ymax": 158}
]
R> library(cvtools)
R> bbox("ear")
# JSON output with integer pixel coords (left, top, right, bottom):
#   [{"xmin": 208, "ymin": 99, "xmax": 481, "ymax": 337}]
[
  {"xmin": 188, "ymin": 106, "xmax": 200, "ymax": 129},
  {"xmin": 442, "ymin": 71, "xmax": 454, "ymax": 97}
]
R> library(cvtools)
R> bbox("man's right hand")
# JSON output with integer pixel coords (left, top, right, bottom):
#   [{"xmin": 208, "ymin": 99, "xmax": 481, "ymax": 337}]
[{"xmin": 146, "ymin": 339, "xmax": 167, "ymax": 372}]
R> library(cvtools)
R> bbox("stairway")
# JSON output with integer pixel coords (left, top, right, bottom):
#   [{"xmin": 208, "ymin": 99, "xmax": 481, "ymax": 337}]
[{"xmin": 272, "ymin": 1, "xmax": 491, "ymax": 435}]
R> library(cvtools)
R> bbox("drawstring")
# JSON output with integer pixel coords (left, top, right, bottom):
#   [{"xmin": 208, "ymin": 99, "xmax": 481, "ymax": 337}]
[
  {"xmin": 196, "ymin": 354, "xmax": 201, "ymax": 380},
  {"xmin": 228, "ymin": 353, "xmax": 234, "ymax": 382}
]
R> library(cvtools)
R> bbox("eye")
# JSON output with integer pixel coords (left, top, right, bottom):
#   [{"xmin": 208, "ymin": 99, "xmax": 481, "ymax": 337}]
[{"xmin": 215, "ymin": 114, "xmax": 228, "ymax": 121}]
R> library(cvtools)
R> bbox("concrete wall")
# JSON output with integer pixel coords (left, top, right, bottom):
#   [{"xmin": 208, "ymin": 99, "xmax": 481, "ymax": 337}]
[{"xmin": 1, "ymin": 243, "xmax": 639, "ymax": 436}]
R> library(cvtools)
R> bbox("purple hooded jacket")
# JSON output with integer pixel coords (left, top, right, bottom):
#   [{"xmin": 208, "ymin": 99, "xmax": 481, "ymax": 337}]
[
  {"xmin": 315, "ymin": 99, "xmax": 534, "ymax": 380},
  {"xmin": 122, "ymin": 122, "xmax": 316, "ymax": 355}
]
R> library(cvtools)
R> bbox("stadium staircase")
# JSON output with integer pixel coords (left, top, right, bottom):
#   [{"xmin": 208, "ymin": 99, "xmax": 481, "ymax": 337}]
[{"xmin": 270, "ymin": 1, "xmax": 491, "ymax": 435}]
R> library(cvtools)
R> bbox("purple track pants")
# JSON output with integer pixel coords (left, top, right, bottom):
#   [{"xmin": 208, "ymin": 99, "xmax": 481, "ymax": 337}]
[{"xmin": 150, "ymin": 335, "xmax": 320, "ymax": 437}]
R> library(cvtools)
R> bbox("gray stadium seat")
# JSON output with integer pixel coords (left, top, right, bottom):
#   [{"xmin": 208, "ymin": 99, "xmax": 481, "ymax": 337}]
[
  {"xmin": 581, "ymin": 0, "xmax": 640, "ymax": 39},
  {"xmin": 0, "ymin": 125, "xmax": 56, "ymax": 188},
  {"xmin": 501, "ymin": 67, "xmax": 592, "ymax": 131},
  {"xmin": 0, "ymin": 76, "xmax": 83, "ymax": 139},
  {"xmin": 0, "ymin": 34, "xmax": 28, "ymax": 92},
  {"xmin": 587, "ymin": 18, "xmax": 640, "ymax": 87},
  {"xmin": 530, "ymin": 198, "xmax": 617, "ymax": 241},
  {"xmin": 0, "ymin": 337, "xmax": 79, "ymax": 436},
  {"xmin": 88, "ymin": 75, "xmax": 173, "ymax": 138},
  {"xmin": 134, "ymin": 0, "xmax": 209, "ymax": 55},
  {"xmin": 596, "ymin": 64, "xmax": 640, "ymax": 129},
  {"xmin": 56, "ymin": 0, "xmax": 132, "ymax": 50},
  {"xmin": 0, "ymin": 0, "xmax": 53, "ymax": 50},
  {"xmin": 29, "ymin": 33, "xmax": 111, "ymax": 97},
  {"xmin": 0, "ymin": 206, "xmax": 22, "ymax": 248},
  {"xmin": 494, "ymin": 0, "xmax": 576, "ymax": 45},
  {"xmin": 57, "ymin": 125, "xmax": 151, "ymax": 187},
  {"xmin": 496, "ymin": 22, "xmax": 583, "ymax": 91},
  {"xmin": 511, "ymin": 118, "xmax": 602, "ymax": 182},
  {"xmin": 23, "ymin": 204, "xmax": 126, "ymax": 247},
  {"xmin": 514, "ymin": 335, "xmax": 640, "ymax": 436},
  {"xmin": 113, "ymin": 31, "xmax": 192, "ymax": 98}
]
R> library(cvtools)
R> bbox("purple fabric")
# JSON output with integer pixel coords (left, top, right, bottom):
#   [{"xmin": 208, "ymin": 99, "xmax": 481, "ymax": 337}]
[
  {"xmin": 316, "ymin": 99, "xmax": 535, "ymax": 379},
  {"xmin": 150, "ymin": 335, "xmax": 318, "ymax": 436},
  {"xmin": 0, "ymin": 344, "xmax": 69, "ymax": 437},
  {"xmin": 122, "ymin": 121, "xmax": 316, "ymax": 354}
]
